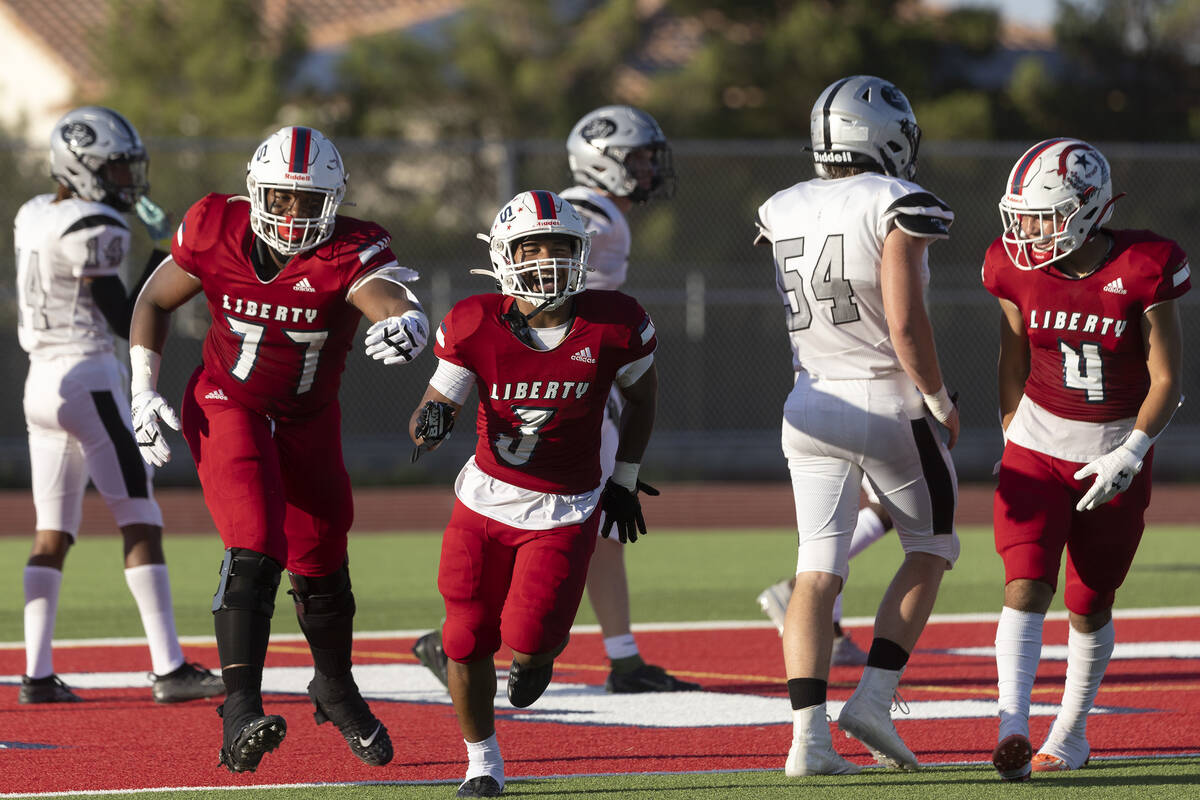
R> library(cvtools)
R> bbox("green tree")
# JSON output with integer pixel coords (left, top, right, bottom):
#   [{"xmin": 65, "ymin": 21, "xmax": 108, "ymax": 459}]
[
  {"xmin": 97, "ymin": 0, "xmax": 304, "ymax": 137},
  {"xmin": 1009, "ymin": 0, "xmax": 1200, "ymax": 140},
  {"xmin": 324, "ymin": 0, "xmax": 648, "ymax": 140}
]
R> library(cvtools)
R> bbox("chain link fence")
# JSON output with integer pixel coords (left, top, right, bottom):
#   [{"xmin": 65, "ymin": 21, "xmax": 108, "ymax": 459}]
[{"xmin": 1, "ymin": 138, "xmax": 1196, "ymax": 486}]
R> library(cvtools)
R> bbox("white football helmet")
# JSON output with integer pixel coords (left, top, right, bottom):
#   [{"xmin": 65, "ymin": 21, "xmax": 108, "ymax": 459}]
[
  {"xmin": 810, "ymin": 75, "xmax": 921, "ymax": 181},
  {"xmin": 472, "ymin": 190, "xmax": 591, "ymax": 311},
  {"xmin": 567, "ymin": 105, "xmax": 675, "ymax": 202},
  {"xmin": 50, "ymin": 106, "xmax": 148, "ymax": 211},
  {"xmin": 999, "ymin": 138, "xmax": 1115, "ymax": 270},
  {"xmin": 246, "ymin": 126, "xmax": 346, "ymax": 255}
]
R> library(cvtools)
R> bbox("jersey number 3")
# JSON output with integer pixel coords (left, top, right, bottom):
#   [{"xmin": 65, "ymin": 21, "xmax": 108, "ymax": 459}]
[
  {"xmin": 774, "ymin": 235, "xmax": 861, "ymax": 331},
  {"xmin": 494, "ymin": 406, "xmax": 557, "ymax": 467}
]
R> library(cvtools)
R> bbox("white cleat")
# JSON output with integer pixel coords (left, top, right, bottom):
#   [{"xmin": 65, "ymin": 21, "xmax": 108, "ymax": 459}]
[
  {"xmin": 786, "ymin": 740, "xmax": 862, "ymax": 776},
  {"xmin": 757, "ymin": 578, "xmax": 792, "ymax": 636},
  {"xmin": 838, "ymin": 667, "xmax": 919, "ymax": 770},
  {"xmin": 1034, "ymin": 729, "xmax": 1091, "ymax": 772},
  {"xmin": 785, "ymin": 703, "xmax": 861, "ymax": 776},
  {"xmin": 831, "ymin": 634, "xmax": 870, "ymax": 667}
]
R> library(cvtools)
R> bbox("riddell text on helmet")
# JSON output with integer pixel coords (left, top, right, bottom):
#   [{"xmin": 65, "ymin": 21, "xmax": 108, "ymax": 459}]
[{"xmin": 813, "ymin": 151, "xmax": 854, "ymax": 163}]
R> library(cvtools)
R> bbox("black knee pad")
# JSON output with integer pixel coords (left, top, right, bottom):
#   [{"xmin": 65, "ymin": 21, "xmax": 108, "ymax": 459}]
[
  {"xmin": 287, "ymin": 562, "xmax": 356, "ymax": 622},
  {"xmin": 211, "ymin": 548, "xmax": 283, "ymax": 618},
  {"xmin": 288, "ymin": 562, "xmax": 356, "ymax": 678}
]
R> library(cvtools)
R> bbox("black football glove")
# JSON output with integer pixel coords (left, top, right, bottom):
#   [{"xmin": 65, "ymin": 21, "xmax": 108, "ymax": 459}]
[
  {"xmin": 411, "ymin": 400, "xmax": 456, "ymax": 462},
  {"xmin": 599, "ymin": 479, "xmax": 659, "ymax": 544}
]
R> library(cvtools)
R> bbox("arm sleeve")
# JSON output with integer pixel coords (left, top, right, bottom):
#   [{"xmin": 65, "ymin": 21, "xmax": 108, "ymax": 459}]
[{"xmin": 429, "ymin": 358, "xmax": 476, "ymax": 405}]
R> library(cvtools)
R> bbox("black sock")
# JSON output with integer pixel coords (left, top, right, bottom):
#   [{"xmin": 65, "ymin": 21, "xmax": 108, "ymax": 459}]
[
  {"xmin": 787, "ymin": 677, "xmax": 827, "ymax": 710},
  {"xmin": 866, "ymin": 637, "xmax": 910, "ymax": 671},
  {"xmin": 833, "ymin": 621, "xmax": 845, "ymax": 637}
]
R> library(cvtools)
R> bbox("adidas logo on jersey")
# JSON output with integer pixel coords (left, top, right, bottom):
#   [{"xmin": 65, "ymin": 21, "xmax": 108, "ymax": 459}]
[
  {"xmin": 1102, "ymin": 277, "xmax": 1127, "ymax": 295},
  {"xmin": 204, "ymin": 388, "xmax": 229, "ymax": 401},
  {"xmin": 293, "ymin": 277, "xmax": 316, "ymax": 292},
  {"xmin": 570, "ymin": 347, "xmax": 597, "ymax": 364}
]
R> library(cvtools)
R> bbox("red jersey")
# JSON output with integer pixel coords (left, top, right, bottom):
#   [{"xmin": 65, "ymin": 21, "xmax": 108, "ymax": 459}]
[
  {"xmin": 982, "ymin": 228, "xmax": 1190, "ymax": 422},
  {"xmin": 435, "ymin": 290, "xmax": 657, "ymax": 495},
  {"xmin": 172, "ymin": 193, "xmax": 399, "ymax": 420}
]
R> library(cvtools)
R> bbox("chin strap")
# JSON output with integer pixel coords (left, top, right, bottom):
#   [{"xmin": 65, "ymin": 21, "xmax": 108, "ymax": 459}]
[{"xmin": 501, "ymin": 297, "xmax": 558, "ymax": 345}]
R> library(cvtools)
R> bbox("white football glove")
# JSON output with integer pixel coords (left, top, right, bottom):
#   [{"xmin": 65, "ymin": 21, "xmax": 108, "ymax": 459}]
[
  {"xmin": 364, "ymin": 310, "xmax": 428, "ymax": 365},
  {"xmin": 131, "ymin": 390, "xmax": 181, "ymax": 467},
  {"xmin": 1073, "ymin": 431, "xmax": 1151, "ymax": 512}
]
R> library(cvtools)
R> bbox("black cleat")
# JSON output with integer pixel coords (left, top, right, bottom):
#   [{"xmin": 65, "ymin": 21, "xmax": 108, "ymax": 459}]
[
  {"xmin": 506, "ymin": 658, "xmax": 554, "ymax": 708},
  {"xmin": 217, "ymin": 700, "xmax": 287, "ymax": 773},
  {"xmin": 457, "ymin": 775, "xmax": 503, "ymax": 797},
  {"xmin": 605, "ymin": 663, "xmax": 702, "ymax": 694},
  {"xmin": 412, "ymin": 630, "xmax": 449, "ymax": 688},
  {"xmin": 19, "ymin": 674, "xmax": 83, "ymax": 704},
  {"xmin": 151, "ymin": 662, "xmax": 225, "ymax": 703},
  {"xmin": 308, "ymin": 674, "xmax": 393, "ymax": 766}
]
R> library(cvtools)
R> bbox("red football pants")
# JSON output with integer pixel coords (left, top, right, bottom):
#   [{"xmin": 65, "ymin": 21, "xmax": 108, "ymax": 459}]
[
  {"xmin": 438, "ymin": 500, "xmax": 599, "ymax": 663},
  {"xmin": 181, "ymin": 367, "xmax": 353, "ymax": 576},
  {"xmin": 994, "ymin": 441, "xmax": 1152, "ymax": 615}
]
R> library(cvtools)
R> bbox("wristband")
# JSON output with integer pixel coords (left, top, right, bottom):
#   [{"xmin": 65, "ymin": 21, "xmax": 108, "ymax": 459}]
[
  {"xmin": 1122, "ymin": 429, "xmax": 1154, "ymax": 460},
  {"xmin": 130, "ymin": 345, "xmax": 161, "ymax": 395},
  {"xmin": 611, "ymin": 461, "xmax": 640, "ymax": 491},
  {"xmin": 923, "ymin": 385, "xmax": 955, "ymax": 424}
]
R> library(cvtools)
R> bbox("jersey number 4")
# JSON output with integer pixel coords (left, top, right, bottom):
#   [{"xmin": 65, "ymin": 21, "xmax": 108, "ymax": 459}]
[
  {"xmin": 226, "ymin": 315, "xmax": 329, "ymax": 395},
  {"xmin": 774, "ymin": 235, "xmax": 861, "ymax": 331},
  {"xmin": 1059, "ymin": 339, "xmax": 1105, "ymax": 402}
]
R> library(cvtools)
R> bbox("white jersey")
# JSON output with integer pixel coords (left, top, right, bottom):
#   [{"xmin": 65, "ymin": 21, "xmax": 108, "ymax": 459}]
[
  {"xmin": 560, "ymin": 185, "xmax": 630, "ymax": 290},
  {"xmin": 15, "ymin": 194, "xmax": 130, "ymax": 358},
  {"xmin": 756, "ymin": 172, "xmax": 953, "ymax": 380}
]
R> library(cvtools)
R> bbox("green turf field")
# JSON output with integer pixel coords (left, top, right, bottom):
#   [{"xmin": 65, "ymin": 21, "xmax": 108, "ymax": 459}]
[
  {"xmin": 1, "ymin": 525, "xmax": 1197, "ymax": 641},
  {"xmin": 3, "ymin": 524, "xmax": 1199, "ymax": 799}
]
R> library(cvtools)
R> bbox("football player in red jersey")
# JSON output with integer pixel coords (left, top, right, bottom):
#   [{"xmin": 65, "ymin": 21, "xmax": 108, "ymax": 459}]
[
  {"xmin": 408, "ymin": 190, "xmax": 659, "ymax": 798},
  {"xmin": 128, "ymin": 126, "xmax": 429, "ymax": 774},
  {"xmin": 983, "ymin": 138, "xmax": 1189, "ymax": 781}
]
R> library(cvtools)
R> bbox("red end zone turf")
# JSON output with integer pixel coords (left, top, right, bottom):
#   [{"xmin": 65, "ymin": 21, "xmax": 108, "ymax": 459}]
[{"xmin": 2, "ymin": 615, "xmax": 1198, "ymax": 793}]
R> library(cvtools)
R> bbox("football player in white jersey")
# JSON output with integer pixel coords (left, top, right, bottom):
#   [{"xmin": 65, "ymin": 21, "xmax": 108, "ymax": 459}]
[
  {"xmin": 755, "ymin": 76, "xmax": 960, "ymax": 776},
  {"xmin": 411, "ymin": 105, "xmax": 699, "ymax": 696},
  {"xmin": 14, "ymin": 106, "xmax": 222, "ymax": 705},
  {"xmin": 560, "ymin": 105, "xmax": 700, "ymax": 694}
]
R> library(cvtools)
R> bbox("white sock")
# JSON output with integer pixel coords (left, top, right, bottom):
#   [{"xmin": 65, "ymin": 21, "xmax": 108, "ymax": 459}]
[
  {"xmin": 995, "ymin": 606, "xmax": 1045, "ymax": 741},
  {"xmin": 24, "ymin": 566, "xmax": 63, "ymax": 679},
  {"xmin": 464, "ymin": 733, "xmax": 505, "ymax": 789},
  {"xmin": 603, "ymin": 633, "xmax": 639, "ymax": 660},
  {"xmin": 124, "ymin": 564, "xmax": 184, "ymax": 676},
  {"xmin": 1046, "ymin": 621, "xmax": 1115, "ymax": 747},
  {"xmin": 848, "ymin": 507, "xmax": 887, "ymax": 559}
]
